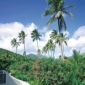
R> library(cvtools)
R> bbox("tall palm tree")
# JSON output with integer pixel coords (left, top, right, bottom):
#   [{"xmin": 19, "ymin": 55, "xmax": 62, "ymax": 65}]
[
  {"xmin": 43, "ymin": 0, "xmax": 74, "ymax": 32},
  {"xmin": 50, "ymin": 30, "xmax": 58, "ymax": 40},
  {"xmin": 57, "ymin": 33, "xmax": 68, "ymax": 61},
  {"xmin": 42, "ymin": 46, "xmax": 48, "ymax": 56},
  {"xmin": 11, "ymin": 38, "xmax": 20, "ymax": 54},
  {"xmin": 50, "ymin": 29, "xmax": 68, "ymax": 59},
  {"xmin": 48, "ymin": 39, "xmax": 55, "ymax": 57},
  {"xmin": 42, "ymin": 43, "xmax": 50, "ymax": 56},
  {"xmin": 42, "ymin": 39, "xmax": 55, "ymax": 57},
  {"xmin": 18, "ymin": 30, "xmax": 27, "ymax": 56},
  {"xmin": 31, "ymin": 29, "xmax": 42, "ymax": 56},
  {"xmin": 50, "ymin": 29, "xmax": 58, "ymax": 55}
]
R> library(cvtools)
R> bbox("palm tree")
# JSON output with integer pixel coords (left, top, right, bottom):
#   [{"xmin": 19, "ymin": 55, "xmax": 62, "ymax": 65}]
[
  {"xmin": 43, "ymin": 0, "xmax": 74, "ymax": 32},
  {"xmin": 11, "ymin": 38, "xmax": 20, "ymax": 54},
  {"xmin": 42, "ymin": 46, "xmax": 47, "ymax": 56},
  {"xmin": 37, "ymin": 49, "xmax": 41, "ymax": 57},
  {"xmin": 65, "ymin": 50, "xmax": 84, "ymax": 73},
  {"xmin": 48, "ymin": 39, "xmax": 55, "ymax": 57},
  {"xmin": 42, "ymin": 39, "xmax": 55, "ymax": 57},
  {"xmin": 31, "ymin": 29, "xmax": 42, "ymax": 56},
  {"xmin": 50, "ymin": 30, "xmax": 58, "ymax": 40},
  {"xmin": 57, "ymin": 33, "xmax": 68, "ymax": 61},
  {"xmin": 50, "ymin": 29, "xmax": 58, "ymax": 56},
  {"xmin": 50, "ymin": 30, "xmax": 68, "ymax": 59},
  {"xmin": 18, "ymin": 30, "xmax": 27, "ymax": 56},
  {"xmin": 42, "ymin": 43, "xmax": 50, "ymax": 56}
]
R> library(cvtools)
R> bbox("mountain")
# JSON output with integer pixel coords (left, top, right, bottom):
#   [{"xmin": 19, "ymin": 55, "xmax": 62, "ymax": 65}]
[
  {"xmin": 26, "ymin": 53, "xmax": 38, "ymax": 59},
  {"xmin": 26, "ymin": 53, "xmax": 48, "ymax": 59}
]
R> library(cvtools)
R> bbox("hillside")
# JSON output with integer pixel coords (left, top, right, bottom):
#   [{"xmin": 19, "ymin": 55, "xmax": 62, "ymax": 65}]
[
  {"xmin": 0, "ymin": 48, "xmax": 23, "ymax": 57},
  {"xmin": 0, "ymin": 48, "xmax": 85, "ymax": 85}
]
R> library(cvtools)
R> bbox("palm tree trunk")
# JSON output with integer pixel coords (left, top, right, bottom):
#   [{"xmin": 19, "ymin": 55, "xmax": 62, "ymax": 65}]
[
  {"xmin": 24, "ymin": 39, "xmax": 25, "ymax": 52},
  {"xmin": 16, "ymin": 46, "xmax": 17, "ymax": 56},
  {"xmin": 60, "ymin": 42, "xmax": 64, "ymax": 61},
  {"xmin": 23, "ymin": 39, "xmax": 26, "ymax": 57},
  {"xmin": 63, "ymin": 43, "xmax": 64, "ymax": 57},
  {"xmin": 16, "ymin": 46, "xmax": 17, "ymax": 54},
  {"xmin": 37, "ymin": 40, "xmax": 39, "ymax": 58},
  {"xmin": 58, "ymin": 18, "xmax": 60, "ymax": 32},
  {"xmin": 51, "ymin": 49, "xmax": 52, "ymax": 57},
  {"xmin": 53, "ymin": 42, "xmax": 56, "ymax": 58},
  {"xmin": 53, "ymin": 49, "xmax": 55, "ymax": 58},
  {"xmin": 48, "ymin": 51, "xmax": 49, "ymax": 56},
  {"xmin": 37, "ymin": 40, "xmax": 39, "ymax": 50}
]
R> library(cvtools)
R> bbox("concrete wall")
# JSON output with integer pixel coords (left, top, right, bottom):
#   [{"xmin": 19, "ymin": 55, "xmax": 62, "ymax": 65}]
[{"xmin": 0, "ymin": 70, "xmax": 30, "ymax": 85}]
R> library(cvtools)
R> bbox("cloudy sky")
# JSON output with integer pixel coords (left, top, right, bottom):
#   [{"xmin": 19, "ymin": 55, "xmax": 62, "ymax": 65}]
[{"xmin": 0, "ymin": 0, "xmax": 85, "ymax": 58}]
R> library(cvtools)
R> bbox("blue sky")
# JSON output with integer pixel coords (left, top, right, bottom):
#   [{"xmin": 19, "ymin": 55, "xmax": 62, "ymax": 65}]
[
  {"xmin": 0, "ymin": 0, "xmax": 85, "ymax": 34},
  {"xmin": 0, "ymin": 0, "xmax": 85, "ymax": 57}
]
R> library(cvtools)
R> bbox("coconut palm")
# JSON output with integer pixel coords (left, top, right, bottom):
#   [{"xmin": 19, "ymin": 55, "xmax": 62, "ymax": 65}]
[
  {"xmin": 43, "ymin": 0, "xmax": 74, "ymax": 32},
  {"xmin": 48, "ymin": 39, "xmax": 55, "ymax": 57},
  {"xmin": 18, "ymin": 30, "xmax": 27, "ymax": 56},
  {"xmin": 42, "ymin": 43, "xmax": 50, "ymax": 56},
  {"xmin": 37, "ymin": 49, "xmax": 41, "ymax": 57},
  {"xmin": 31, "ymin": 29, "xmax": 42, "ymax": 56},
  {"xmin": 11, "ymin": 38, "xmax": 20, "ymax": 54},
  {"xmin": 42, "ymin": 39, "xmax": 55, "ymax": 57},
  {"xmin": 50, "ymin": 29, "xmax": 58, "ymax": 40},
  {"xmin": 50, "ymin": 29, "xmax": 58, "ymax": 54},
  {"xmin": 65, "ymin": 50, "xmax": 84, "ymax": 73},
  {"xmin": 42, "ymin": 44, "xmax": 48, "ymax": 56},
  {"xmin": 57, "ymin": 33, "xmax": 68, "ymax": 61}
]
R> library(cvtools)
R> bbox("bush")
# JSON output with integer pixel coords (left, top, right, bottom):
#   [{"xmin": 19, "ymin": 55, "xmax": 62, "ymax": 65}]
[{"xmin": 1, "ymin": 49, "xmax": 85, "ymax": 85}]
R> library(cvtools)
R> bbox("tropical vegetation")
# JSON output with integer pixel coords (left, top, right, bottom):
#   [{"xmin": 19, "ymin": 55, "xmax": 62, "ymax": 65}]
[
  {"xmin": 43, "ymin": 0, "xmax": 74, "ymax": 32},
  {"xmin": 31, "ymin": 29, "xmax": 42, "ymax": 57},
  {"xmin": 11, "ymin": 38, "xmax": 20, "ymax": 54},
  {"xmin": 43, "ymin": 0, "xmax": 74, "ymax": 60},
  {"xmin": 18, "ymin": 30, "xmax": 27, "ymax": 56},
  {"xmin": 1, "ymin": 0, "xmax": 85, "ymax": 85},
  {"xmin": 0, "ymin": 48, "xmax": 85, "ymax": 85}
]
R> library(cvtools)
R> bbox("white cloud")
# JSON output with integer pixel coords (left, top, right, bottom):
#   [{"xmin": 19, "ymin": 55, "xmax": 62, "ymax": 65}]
[
  {"xmin": 0, "ymin": 22, "xmax": 52, "ymax": 55},
  {"xmin": 0, "ymin": 22, "xmax": 37, "ymax": 54},
  {"xmin": 73, "ymin": 26, "xmax": 85, "ymax": 38},
  {"xmin": 68, "ymin": 26, "xmax": 85, "ymax": 48},
  {"xmin": 63, "ymin": 31, "xmax": 69, "ymax": 37},
  {"xmin": 0, "ymin": 22, "xmax": 85, "ymax": 58},
  {"xmin": 0, "ymin": 22, "xmax": 24, "ymax": 38},
  {"xmin": 67, "ymin": 26, "xmax": 85, "ymax": 56}
]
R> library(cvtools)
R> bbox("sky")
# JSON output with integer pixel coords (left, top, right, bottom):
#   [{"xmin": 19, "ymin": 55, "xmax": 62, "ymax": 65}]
[{"xmin": 0, "ymin": 0, "xmax": 85, "ymax": 58}]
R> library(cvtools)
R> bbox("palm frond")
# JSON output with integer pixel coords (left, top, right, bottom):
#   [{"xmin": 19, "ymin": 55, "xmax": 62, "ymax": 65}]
[
  {"xmin": 50, "ymin": 29, "xmax": 58, "ymax": 39},
  {"xmin": 63, "ymin": 11, "xmax": 74, "ymax": 19},
  {"xmin": 31, "ymin": 29, "xmax": 42, "ymax": 42},
  {"xmin": 57, "ymin": 0, "xmax": 64, "ymax": 10},
  {"xmin": 46, "ymin": 15, "xmax": 57, "ymax": 29},
  {"xmin": 46, "ymin": 0, "xmax": 53, "ymax": 5},
  {"xmin": 43, "ymin": 9, "xmax": 55, "ymax": 16},
  {"xmin": 63, "ymin": 4, "xmax": 75, "ymax": 10},
  {"xmin": 43, "ymin": 0, "xmax": 74, "ymax": 32},
  {"xmin": 64, "ymin": 41, "xmax": 67, "ymax": 45}
]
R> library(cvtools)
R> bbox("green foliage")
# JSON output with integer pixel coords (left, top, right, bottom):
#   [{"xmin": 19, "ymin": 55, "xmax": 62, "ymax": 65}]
[
  {"xmin": 29, "ymin": 80, "xmax": 47, "ymax": 85},
  {"xmin": 43, "ymin": 0, "xmax": 74, "ymax": 32},
  {"xmin": 0, "ymin": 48, "xmax": 85, "ymax": 85}
]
